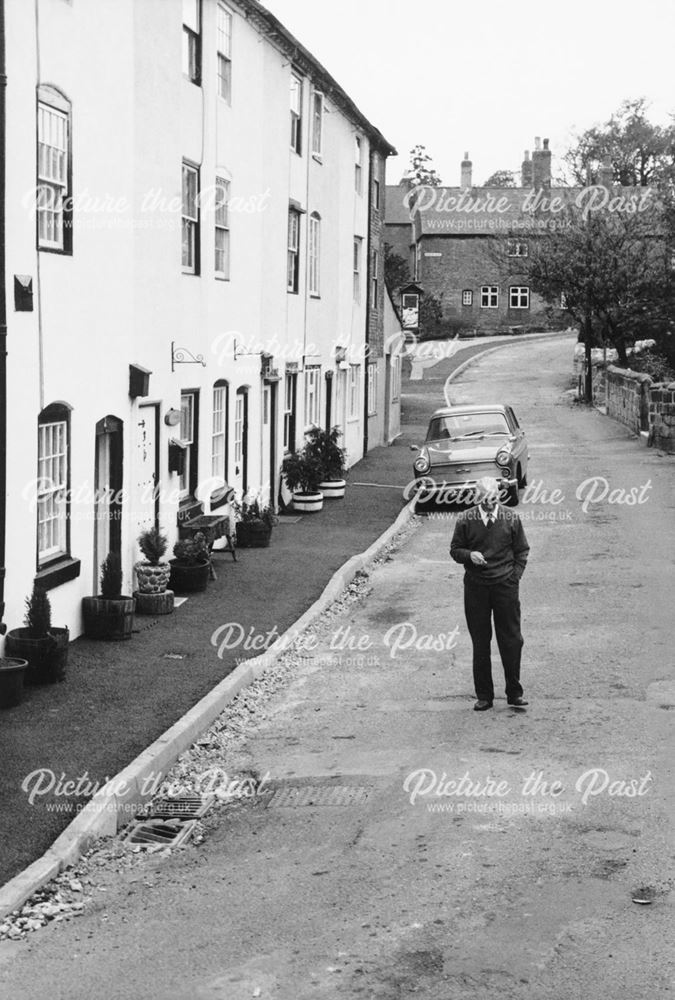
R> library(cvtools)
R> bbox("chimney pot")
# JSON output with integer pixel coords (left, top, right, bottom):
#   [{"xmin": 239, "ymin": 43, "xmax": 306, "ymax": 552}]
[
  {"xmin": 534, "ymin": 136, "xmax": 542, "ymax": 151},
  {"xmin": 460, "ymin": 152, "xmax": 472, "ymax": 189},
  {"xmin": 543, "ymin": 138, "xmax": 549, "ymax": 150}
]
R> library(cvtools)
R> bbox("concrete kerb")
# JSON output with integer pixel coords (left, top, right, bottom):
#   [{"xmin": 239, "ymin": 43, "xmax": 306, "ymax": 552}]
[{"xmin": 0, "ymin": 498, "xmax": 417, "ymax": 921}]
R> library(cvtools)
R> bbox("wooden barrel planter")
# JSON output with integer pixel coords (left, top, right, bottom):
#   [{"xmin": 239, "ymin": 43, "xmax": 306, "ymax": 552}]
[
  {"xmin": 5, "ymin": 627, "xmax": 70, "ymax": 684},
  {"xmin": 81, "ymin": 597, "xmax": 136, "ymax": 640},
  {"xmin": 292, "ymin": 491, "xmax": 324, "ymax": 513},
  {"xmin": 236, "ymin": 522, "xmax": 272, "ymax": 548},
  {"xmin": 0, "ymin": 658, "xmax": 29, "ymax": 709},
  {"xmin": 134, "ymin": 590, "xmax": 175, "ymax": 615},
  {"xmin": 319, "ymin": 479, "xmax": 346, "ymax": 499},
  {"xmin": 169, "ymin": 560, "xmax": 210, "ymax": 594}
]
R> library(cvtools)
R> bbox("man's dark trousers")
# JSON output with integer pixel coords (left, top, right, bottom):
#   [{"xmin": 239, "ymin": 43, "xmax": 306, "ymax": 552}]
[{"xmin": 464, "ymin": 576, "xmax": 523, "ymax": 703}]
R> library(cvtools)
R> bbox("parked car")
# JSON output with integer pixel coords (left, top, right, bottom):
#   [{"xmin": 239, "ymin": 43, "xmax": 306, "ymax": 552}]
[{"xmin": 410, "ymin": 403, "xmax": 529, "ymax": 507}]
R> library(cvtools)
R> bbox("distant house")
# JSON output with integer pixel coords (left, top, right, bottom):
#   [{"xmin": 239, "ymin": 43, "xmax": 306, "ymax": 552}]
[{"xmin": 386, "ymin": 139, "xmax": 577, "ymax": 336}]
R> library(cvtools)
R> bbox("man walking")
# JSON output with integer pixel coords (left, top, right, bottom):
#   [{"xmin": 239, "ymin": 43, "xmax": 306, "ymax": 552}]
[{"xmin": 450, "ymin": 476, "xmax": 530, "ymax": 711}]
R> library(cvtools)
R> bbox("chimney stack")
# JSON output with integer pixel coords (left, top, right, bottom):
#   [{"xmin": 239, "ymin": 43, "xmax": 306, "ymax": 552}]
[
  {"xmin": 532, "ymin": 136, "xmax": 551, "ymax": 190},
  {"xmin": 460, "ymin": 152, "xmax": 472, "ymax": 189},
  {"xmin": 521, "ymin": 150, "xmax": 533, "ymax": 188},
  {"xmin": 598, "ymin": 156, "xmax": 613, "ymax": 187}
]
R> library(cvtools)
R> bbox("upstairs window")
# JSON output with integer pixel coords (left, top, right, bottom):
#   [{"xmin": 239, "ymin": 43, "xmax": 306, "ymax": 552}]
[
  {"xmin": 290, "ymin": 72, "xmax": 303, "ymax": 154},
  {"xmin": 182, "ymin": 0, "xmax": 201, "ymax": 84},
  {"xmin": 309, "ymin": 213, "xmax": 321, "ymax": 296},
  {"xmin": 215, "ymin": 176, "xmax": 230, "ymax": 279},
  {"xmin": 216, "ymin": 3, "xmax": 232, "ymax": 102},
  {"xmin": 373, "ymin": 178, "xmax": 381, "ymax": 210},
  {"xmin": 353, "ymin": 237, "xmax": 362, "ymax": 301},
  {"xmin": 354, "ymin": 135, "xmax": 362, "ymax": 193},
  {"xmin": 37, "ymin": 89, "xmax": 71, "ymax": 252},
  {"xmin": 507, "ymin": 239, "xmax": 529, "ymax": 257},
  {"xmin": 287, "ymin": 208, "xmax": 300, "ymax": 293},
  {"xmin": 371, "ymin": 249, "xmax": 379, "ymax": 309},
  {"xmin": 311, "ymin": 91, "xmax": 323, "ymax": 157},
  {"xmin": 182, "ymin": 161, "xmax": 200, "ymax": 274}
]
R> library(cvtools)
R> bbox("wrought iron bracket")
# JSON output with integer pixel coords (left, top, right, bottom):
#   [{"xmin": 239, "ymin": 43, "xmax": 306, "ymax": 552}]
[{"xmin": 171, "ymin": 341, "xmax": 206, "ymax": 373}]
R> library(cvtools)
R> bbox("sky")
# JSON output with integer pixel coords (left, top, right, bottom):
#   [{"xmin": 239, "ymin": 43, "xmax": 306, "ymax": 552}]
[{"xmin": 261, "ymin": 0, "xmax": 675, "ymax": 187}]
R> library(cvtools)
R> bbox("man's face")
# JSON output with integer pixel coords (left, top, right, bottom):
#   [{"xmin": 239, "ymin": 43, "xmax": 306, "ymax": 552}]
[{"xmin": 479, "ymin": 488, "xmax": 499, "ymax": 511}]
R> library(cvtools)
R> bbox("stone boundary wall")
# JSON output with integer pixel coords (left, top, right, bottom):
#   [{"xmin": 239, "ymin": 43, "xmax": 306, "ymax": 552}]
[{"xmin": 605, "ymin": 365, "xmax": 675, "ymax": 452}]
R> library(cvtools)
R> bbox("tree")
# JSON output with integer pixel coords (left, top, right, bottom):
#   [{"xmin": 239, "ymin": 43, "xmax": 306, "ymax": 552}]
[
  {"xmin": 418, "ymin": 293, "xmax": 443, "ymax": 340},
  {"xmin": 404, "ymin": 145, "xmax": 442, "ymax": 188},
  {"xmin": 490, "ymin": 199, "xmax": 675, "ymax": 401},
  {"xmin": 565, "ymin": 98, "xmax": 675, "ymax": 186},
  {"xmin": 384, "ymin": 243, "xmax": 411, "ymax": 294},
  {"xmin": 483, "ymin": 169, "xmax": 517, "ymax": 188}
]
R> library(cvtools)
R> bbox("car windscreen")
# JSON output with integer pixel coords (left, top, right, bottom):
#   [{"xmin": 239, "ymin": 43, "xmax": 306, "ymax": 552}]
[{"xmin": 426, "ymin": 412, "xmax": 510, "ymax": 441}]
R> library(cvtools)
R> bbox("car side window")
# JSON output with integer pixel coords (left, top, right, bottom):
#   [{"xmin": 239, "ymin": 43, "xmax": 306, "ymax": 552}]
[{"xmin": 506, "ymin": 407, "xmax": 519, "ymax": 431}]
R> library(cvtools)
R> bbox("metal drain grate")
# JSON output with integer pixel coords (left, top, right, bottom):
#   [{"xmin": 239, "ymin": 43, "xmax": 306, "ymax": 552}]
[
  {"xmin": 143, "ymin": 794, "xmax": 215, "ymax": 819},
  {"xmin": 263, "ymin": 785, "xmax": 370, "ymax": 808},
  {"xmin": 121, "ymin": 818, "xmax": 197, "ymax": 847}
]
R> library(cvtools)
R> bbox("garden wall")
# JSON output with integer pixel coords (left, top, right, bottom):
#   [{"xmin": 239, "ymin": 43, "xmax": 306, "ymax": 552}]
[{"xmin": 605, "ymin": 366, "xmax": 675, "ymax": 452}]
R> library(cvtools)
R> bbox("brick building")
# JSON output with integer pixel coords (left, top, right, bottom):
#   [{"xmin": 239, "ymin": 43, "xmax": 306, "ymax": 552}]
[{"xmin": 385, "ymin": 139, "xmax": 572, "ymax": 336}]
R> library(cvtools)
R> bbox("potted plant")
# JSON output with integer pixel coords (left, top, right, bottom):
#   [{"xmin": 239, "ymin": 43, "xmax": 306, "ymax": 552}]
[
  {"xmin": 281, "ymin": 448, "xmax": 324, "ymax": 513},
  {"xmin": 135, "ymin": 526, "xmax": 174, "ymax": 615},
  {"xmin": 235, "ymin": 495, "xmax": 278, "ymax": 548},
  {"xmin": 0, "ymin": 658, "xmax": 29, "ymax": 709},
  {"xmin": 5, "ymin": 583, "xmax": 69, "ymax": 683},
  {"xmin": 306, "ymin": 425, "xmax": 348, "ymax": 499},
  {"xmin": 82, "ymin": 553, "xmax": 136, "ymax": 640},
  {"xmin": 169, "ymin": 531, "xmax": 211, "ymax": 593}
]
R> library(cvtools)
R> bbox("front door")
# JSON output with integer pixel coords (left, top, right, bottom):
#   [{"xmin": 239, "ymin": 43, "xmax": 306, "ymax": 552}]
[
  {"xmin": 233, "ymin": 389, "xmax": 249, "ymax": 498},
  {"xmin": 133, "ymin": 403, "xmax": 160, "ymax": 534},
  {"xmin": 93, "ymin": 416, "xmax": 123, "ymax": 589}
]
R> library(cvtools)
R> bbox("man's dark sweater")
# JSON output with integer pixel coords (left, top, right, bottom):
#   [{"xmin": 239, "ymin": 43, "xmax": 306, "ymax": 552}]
[{"xmin": 450, "ymin": 506, "xmax": 530, "ymax": 584}]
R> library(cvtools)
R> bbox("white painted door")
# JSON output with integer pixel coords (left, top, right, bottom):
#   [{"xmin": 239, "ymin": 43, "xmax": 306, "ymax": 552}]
[{"xmin": 133, "ymin": 404, "xmax": 159, "ymax": 535}]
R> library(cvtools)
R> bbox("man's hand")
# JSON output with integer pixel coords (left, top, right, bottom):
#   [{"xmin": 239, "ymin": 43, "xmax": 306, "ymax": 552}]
[{"xmin": 470, "ymin": 551, "xmax": 487, "ymax": 566}]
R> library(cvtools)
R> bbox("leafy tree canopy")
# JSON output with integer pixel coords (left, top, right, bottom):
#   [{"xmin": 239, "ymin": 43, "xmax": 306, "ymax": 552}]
[
  {"xmin": 404, "ymin": 144, "xmax": 443, "ymax": 188},
  {"xmin": 483, "ymin": 169, "xmax": 517, "ymax": 188}
]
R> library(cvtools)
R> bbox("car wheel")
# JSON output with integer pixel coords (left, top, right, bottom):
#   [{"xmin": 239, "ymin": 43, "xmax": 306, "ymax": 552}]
[{"xmin": 505, "ymin": 482, "xmax": 520, "ymax": 507}]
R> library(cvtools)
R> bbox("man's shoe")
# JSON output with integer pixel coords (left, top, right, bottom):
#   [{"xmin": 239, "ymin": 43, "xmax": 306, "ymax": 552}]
[
  {"xmin": 473, "ymin": 699, "xmax": 493, "ymax": 711},
  {"xmin": 507, "ymin": 697, "xmax": 528, "ymax": 708}
]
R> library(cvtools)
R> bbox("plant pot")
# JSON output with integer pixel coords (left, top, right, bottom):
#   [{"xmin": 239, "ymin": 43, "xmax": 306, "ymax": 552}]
[
  {"xmin": 319, "ymin": 478, "xmax": 346, "ymax": 499},
  {"xmin": 292, "ymin": 490, "xmax": 324, "ymax": 513},
  {"xmin": 236, "ymin": 521, "xmax": 272, "ymax": 548},
  {"xmin": 169, "ymin": 559, "xmax": 210, "ymax": 593},
  {"xmin": 135, "ymin": 561, "xmax": 171, "ymax": 594},
  {"xmin": 5, "ymin": 627, "xmax": 70, "ymax": 683},
  {"xmin": 134, "ymin": 590, "xmax": 175, "ymax": 615},
  {"xmin": 81, "ymin": 596, "xmax": 136, "ymax": 640},
  {"xmin": 0, "ymin": 658, "xmax": 29, "ymax": 709}
]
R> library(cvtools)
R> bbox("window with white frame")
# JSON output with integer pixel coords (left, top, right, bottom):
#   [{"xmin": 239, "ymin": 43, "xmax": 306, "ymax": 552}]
[
  {"xmin": 309, "ymin": 213, "xmax": 321, "ymax": 296},
  {"xmin": 481, "ymin": 285, "xmax": 499, "ymax": 308},
  {"xmin": 371, "ymin": 249, "xmax": 379, "ymax": 309},
  {"xmin": 354, "ymin": 135, "xmax": 362, "ymax": 193},
  {"xmin": 179, "ymin": 391, "xmax": 198, "ymax": 497},
  {"xmin": 283, "ymin": 373, "xmax": 297, "ymax": 452},
  {"xmin": 37, "ymin": 408, "xmax": 69, "ymax": 565},
  {"xmin": 348, "ymin": 364, "xmax": 360, "ymax": 420},
  {"xmin": 216, "ymin": 3, "xmax": 232, "ymax": 102},
  {"xmin": 367, "ymin": 363, "xmax": 377, "ymax": 416},
  {"xmin": 37, "ymin": 97, "xmax": 71, "ymax": 251},
  {"xmin": 182, "ymin": 162, "xmax": 199, "ymax": 273},
  {"xmin": 304, "ymin": 366, "xmax": 321, "ymax": 427},
  {"xmin": 287, "ymin": 208, "xmax": 300, "ymax": 293},
  {"xmin": 507, "ymin": 239, "xmax": 529, "ymax": 257},
  {"xmin": 311, "ymin": 91, "xmax": 323, "ymax": 156},
  {"xmin": 212, "ymin": 383, "xmax": 228, "ymax": 480},
  {"xmin": 509, "ymin": 286, "xmax": 530, "ymax": 309},
  {"xmin": 215, "ymin": 176, "xmax": 230, "ymax": 278},
  {"xmin": 353, "ymin": 237, "xmax": 362, "ymax": 301},
  {"xmin": 234, "ymin": 393, "xmax": 244, "ymax": 465},
  {"xmin": 182, "ymin": 0, "xmax": 201, "ymax": 84},
  {"xmin": 290, "ymin": 72, "xmax": 303, "ymax": 154},
  {"xmin": 462, "ymin": 289, "xmax": 473, "ymax": 306}
]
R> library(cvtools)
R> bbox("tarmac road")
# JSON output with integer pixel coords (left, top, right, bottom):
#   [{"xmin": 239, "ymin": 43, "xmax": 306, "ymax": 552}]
[{"xmin": 1, "ymin": 336, "xmax": 674, "ymax": 999}]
